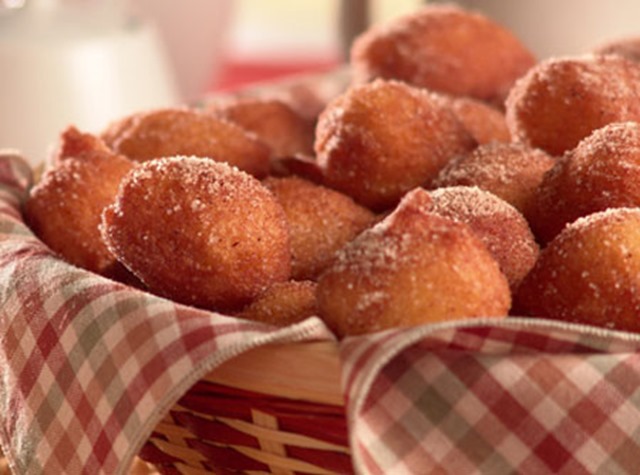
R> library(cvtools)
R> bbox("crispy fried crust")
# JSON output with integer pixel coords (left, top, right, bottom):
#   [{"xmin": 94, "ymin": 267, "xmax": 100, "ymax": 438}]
[
  {"xmin": 515, "ymin": 208, "xmax": 640, "ymax": 332},
  {"xmin": 25, "ymin": 151, "xmax": 134, "ymax": 274},
  {"xmin": 237, "ymin": 280, "xmax": 318, "ymax": 327},
  {"xmin": 527, "ymin": 122, "xmax": 640, "ymax": 244},
  {"xmin": 315, "ymin": 79, "xmax": 476, "ymax": 211},
  {"xmin": 316, "ymin": 188, "xmax": 510, "ymax": 337},
  {"xmin": 100, "ymin": 156, "xmax": 291, "ymax": 312},
  {"xmin": 433, "ymin": 142, "xmax": 555, "ymax": 215},
  {"xmin": 505, "ymin": 55, "xmax": 640, "ymax": 156},
  {"xmin": 351, "ymin": 4, "xmax": 535, "ymax": 104},
  {"xmin": 427, "ymin": 186, "xmax": 539, "ymax": 292},
  {"xmin": 102, "ymin": 108, "xmax": 271, "ymax": 178},
  {"xmin": 263, "ymin": 176, "xmax": 376, "ymax": 280}
]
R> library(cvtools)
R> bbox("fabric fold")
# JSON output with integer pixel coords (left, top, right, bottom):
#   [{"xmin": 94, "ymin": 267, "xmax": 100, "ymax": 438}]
[
  {"xmin": 0, "ymin": 154, "xmax": 335, "ymax": 474},
  {"xmin": 341, "ymin": 319, "xmax": 640, "ymax": 474},
  {"xmin": 4, "ymin": 150, "xmax": 640, "ymax": 475}
]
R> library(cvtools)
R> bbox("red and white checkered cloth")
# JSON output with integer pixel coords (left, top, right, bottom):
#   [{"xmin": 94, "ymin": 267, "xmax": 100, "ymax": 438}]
[
  {"xmin": 3, "ymin": 151, "xmax": 640, "ymax": 474},
  {"xmin": 341, "ymin": 321, "xmax": 640, "ymax": 474},
  {"xmin": 0, "ymin": 153, "xmax": 335, "ymax": 474}
]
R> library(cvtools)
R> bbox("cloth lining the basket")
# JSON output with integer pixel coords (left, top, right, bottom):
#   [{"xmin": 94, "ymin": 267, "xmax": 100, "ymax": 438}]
[
  {"xmin": 340, "ymin": 321, "xmax": 640, "ymax": 474},
  {"xmin": 3, "ymin": 151, "xmax": 640, "ymax": 474},
  {"xmin": 0, "ymin": 153, "xmax": 335, "ymax": 475}
]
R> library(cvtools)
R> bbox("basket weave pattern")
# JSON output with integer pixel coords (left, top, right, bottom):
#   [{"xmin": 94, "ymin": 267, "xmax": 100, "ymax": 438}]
[
  {"xmin": 141, "ymin": 381, "xmax": 351, "ymax": 474},
  {"xmin": 139, "ymin": 340, "xmax": 351, "ymax": 474}
]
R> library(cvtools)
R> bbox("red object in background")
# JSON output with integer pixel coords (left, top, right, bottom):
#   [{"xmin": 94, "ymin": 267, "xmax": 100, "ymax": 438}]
[{"xmin": 211, "ymin": 56, "xmax": 342, "ymax": 92}]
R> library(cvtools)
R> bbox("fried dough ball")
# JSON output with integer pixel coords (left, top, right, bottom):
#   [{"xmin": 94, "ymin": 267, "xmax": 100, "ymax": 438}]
[
  {"xmin": 505, "ymin": 54, "xmax": 640, "ymax": 156},
  {"xmin": 350, "ymin": 4, "xmax": 536, "ymax": 104},
  {"xmin": 49, "ymin": 126, "xmax": 114, "ymax": 166},
  {"xmin": 263, "ymin": 176, "xmax": 376, "ymax": 280},
  {"xmin": 592, "ymin": 36, "xmax": 640, "ymax": 63},
  {"xmin": 527, "ymin": 122, "xmax": 640, "ymax": 244},
  {"xmin": 102, "ymin": 108, "xmax": 271, "ymax": 178},
  {"xmin": 100, "ymin": 156, "xmax": 291, "ymax": 312},
  {"xmin": 207, "ymin": 97, "xmax": 315, "ymax": 158},
  {"xmin": 237, "ymin": 280, "xmax": 318, "ymax": 327},
  {"xmin": 450, "ymin": 97, "xmax": 511, "ymax": 145},
  {"xmin": 433, "ymin": 142, "xmax": 555, "ymax": 215},
  {"xmin": 427, "ymin": 186, "xmax": 539, "ymax": 291},
  {"xmin": 515, "ymin": 208, "xmax": 640, "ymax": 332},
  {"xmin": 269, "ymin": 154, "xmax": 325, "ymax": 184},
  {"xmin": 316, "ymin": 188, "xmax": 510, "ymax": 337},
  {"xmin": 315, "ymin": 79, "xmax": 476, "ymax": 211},
  {"xmin": 100, "ymin": 112, "xmax": 138, "ymax": 150},
  {"xmin": 25, "ymin": 152, "xmax": 134, "ymax": 275}
]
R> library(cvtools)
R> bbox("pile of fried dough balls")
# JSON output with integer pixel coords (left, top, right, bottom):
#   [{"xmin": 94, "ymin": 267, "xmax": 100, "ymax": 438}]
[{"xmin": 24, "ymin": 4, "xmax": 640, "ymax": 337}]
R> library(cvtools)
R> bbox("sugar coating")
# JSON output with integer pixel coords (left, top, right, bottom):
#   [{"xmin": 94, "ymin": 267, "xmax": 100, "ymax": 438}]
[
  {"xmin": 317, "ymin": 188, "xmax": 511, "ymax": 336},
  {"xmin": 101, "ymin": 155, "xmax": 291, "ymax": 312},
  {"xmin": 528, "ymin": 121, "xmax": 640, "ymax": 243},
  {"xmin": 506, "ymin": 54, "xmax": 640, "ymax": 155},
  {"xmin": 262, "ymin": 176, "xmax": 375, "ymax": 280},
  {"xmin": 428, "ymin": 186, "xmax": 539, "ymax": 289},
  {"xmin": 351, "ymin": 4, "xmax": 535, "ymax": 103},
  {"xmin": 516, "ymin": 207, "xmax": 640, "ymax": 331},
  {"xmin": 315, "ymin": 78, "xmax": 475, "ymax": 210}
]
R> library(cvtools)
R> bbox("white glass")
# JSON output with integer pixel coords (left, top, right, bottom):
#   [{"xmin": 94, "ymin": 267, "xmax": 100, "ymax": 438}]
[{"xmin": 0, "ymin": 0, "xmax": 179, "ymax": 164}]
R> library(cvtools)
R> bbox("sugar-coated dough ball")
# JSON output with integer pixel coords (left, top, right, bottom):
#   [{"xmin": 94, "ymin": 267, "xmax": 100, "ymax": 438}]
[
  {"xmin": 433, "ymin": 142, "xmax": 555, "ymax": 215},
  {"xmin": 592, "ymin": 36, "xmax": 640, "ymax": 63},
  {"xmin": 317, "ymin": 188, "xmax": 510, "ymax": 337},
  {"xmin": 25, "ymin": 151, "xmax": 134, "ymax": 275},
  {"xmin": 449, "ymin": 96, "xmax": 511, "ymax": 145},
  {"xmin": 527, "ymin": 122, "xmax": 640, "ymax": 244},
  {"xmin": 315, "ymin": 79, "xmax": 476, "ymax": 211},
  {"xmin": 427, "ymin": 186, "xmax": 539, "ymax": 291},
  {"xmin": 48, "ymin": 126, "xmax": 114, "ymax": 167},
  {"xmin": 263, "ymin": 176, "xmax": 376, "ymax": 280},
  {"xmin": 351, "ymin": 4, "xmax": 536, "ymax": 104},
  {"xmin": 515, "ymin": 208, "xmax": 640, "ymax": 332},
  {"xmin": 208, "ymin": 97, "xmax": 315, "ymax": 159},
  {"xmin": 505, "ymin": 54, "xmax": 640, "ymax": 156},
  {"xmin": 101, "ymin": 108, "xmax": 271, "ymax": 178},
  {"xmin": 237, "ymin": 280, "xmax": 318, "ymax": 327},
  {"xmin": 269, "ymin": 154, "xmax": 325, "ymax": 184},
  {"xmin": 100, "ymin": 156, "xmax": 291, "ymax": 312}
]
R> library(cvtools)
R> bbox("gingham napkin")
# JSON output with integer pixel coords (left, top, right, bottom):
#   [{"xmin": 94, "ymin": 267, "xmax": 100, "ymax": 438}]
[
  {"xmin": 0, "ymin": 153, "xmax": 335, "ymax": 474},
  {"xmin": 3, "ymin": 151, "xmax": 640, "ymax": 475},
  {"xmin": 341, "ymin": 321, "xmax": 640, "ymax": 474}
]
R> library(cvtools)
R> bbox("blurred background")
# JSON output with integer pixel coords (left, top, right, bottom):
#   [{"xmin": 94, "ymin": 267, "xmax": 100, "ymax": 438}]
[
  {"xmin": 2, "ymin": 0, "xmax": 640, "ymax": 164},
  {"xmin": 0, "ymin": 0, "xmax": 422, "ymax": 163}
]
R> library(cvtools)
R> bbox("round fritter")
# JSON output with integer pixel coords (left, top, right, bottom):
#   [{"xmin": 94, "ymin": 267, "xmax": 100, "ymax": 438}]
[
  {"xmin": 450, "ymin": 96, "xmax": 511, "ymax": 145},
  {"xmin": 269, "ymin": 154, "xmax": 325, "ymax": 184},
  {"xmin": 100, "ymin": 156, "xmax": 291, "ymax": 312},
  {"xmin": 315, "ymin": 79, "xmax": 476, "ymax": 211},
  {"xmin": 514, "ymin": 208, "xmax": 640, "ymax": 332},
  {"xmin": 48, "ymin": 125, "xmax": 114, "ymax": 167},
  {"xmin": 316, "ymin": 188, "xmax": 511, "ymax": 337},
  {"xmin": 433, "ymin": 142, "xmax": 555, "ymax": 215},
  {"xmin": 237, "ymin": 280, "xmax": 318, "ymax": 327},
  {"xmin": 25, "ymin": 152, "xmax": 134, "ymax": 275},
  {"xmin": 427, "ymin": 186, "xmax": 539, "ymax": 291},
  {"xmin": 527, "ymin": 122, "xmax": 640, "ymax": 244},
  {"xmin": 101, "ymin": 107, "xmax": 271, "ymax": 178},
  {"xmin": 350, "ymin": 4, "xmax": 536, "ymax": 104},
  {"xmin": 208, "ymin": 97, "xmax": 315, "ymax": 158},
  {"xmin": 592, "ymin": 36, "xmax": 640, "ymax": 63},
  {"xmin": 263, "ymin": 176, "xmax": 376, "ymax": 280},
  {"xmin": 505, "ymin": 54, "xmax": 640, "ymax": 156}
]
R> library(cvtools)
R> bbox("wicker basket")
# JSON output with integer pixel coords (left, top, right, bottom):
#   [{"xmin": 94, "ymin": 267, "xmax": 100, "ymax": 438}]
[
  {"xmin": 139, "ymin": 342, "xmax": 352, "ymax": 474},
  {"xmin": 5, "ymin": 67, "xmax": 640, "ymax": 475}
]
